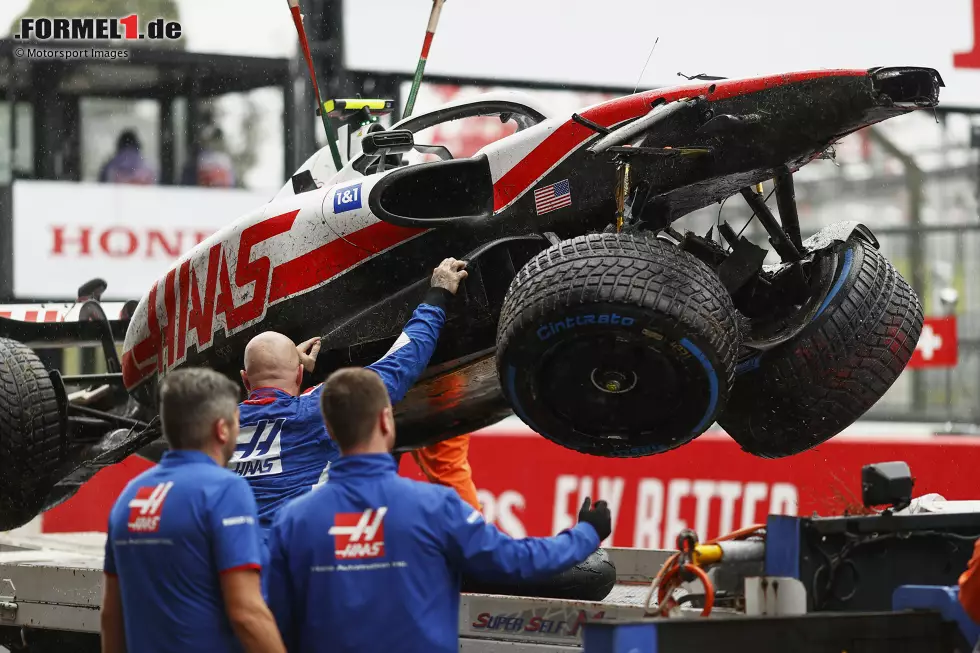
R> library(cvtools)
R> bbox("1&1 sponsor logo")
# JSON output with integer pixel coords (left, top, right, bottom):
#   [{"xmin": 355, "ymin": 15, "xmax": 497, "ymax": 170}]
[{"xmin": 333, "ymin": 183, "xmax": 362, "ymax": 213}]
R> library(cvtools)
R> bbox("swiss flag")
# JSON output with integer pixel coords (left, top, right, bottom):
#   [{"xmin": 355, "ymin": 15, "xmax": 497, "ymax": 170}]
[{"xmin": 908, "ymin": 316, "xmax": 958, "ymax": 369}]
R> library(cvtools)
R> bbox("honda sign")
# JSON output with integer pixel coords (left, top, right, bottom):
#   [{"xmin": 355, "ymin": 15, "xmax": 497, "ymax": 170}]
[{"xmin": 10, "ymin": 180, "xmax": 272, "ymax": 301}]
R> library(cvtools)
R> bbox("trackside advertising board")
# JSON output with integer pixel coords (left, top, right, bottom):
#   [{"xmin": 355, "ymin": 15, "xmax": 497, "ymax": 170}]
[
  {"xmin": 9, "ymin": 180, "xmax": 272, "ymax": 301},
  {"xmin": 39, "ymin": 419, "xmax": 980, "ymax": 544},
  {"xmin": 345, "ymin": 0, "xmax": 980, "ymax": 110}
]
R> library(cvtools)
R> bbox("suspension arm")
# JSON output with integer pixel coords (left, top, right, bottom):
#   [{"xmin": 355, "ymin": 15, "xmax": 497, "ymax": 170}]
[{"xmin": 739, "ymin": 187, "xmax": 803, "ymax": 262}]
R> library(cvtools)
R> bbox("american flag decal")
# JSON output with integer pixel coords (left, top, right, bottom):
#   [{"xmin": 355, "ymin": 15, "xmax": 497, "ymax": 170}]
[{"xmin": 533, "ymin": 179, "xmax": 572, "ymax": 215}]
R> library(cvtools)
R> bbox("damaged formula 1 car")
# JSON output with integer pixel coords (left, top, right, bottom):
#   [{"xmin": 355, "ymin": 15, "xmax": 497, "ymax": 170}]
[{"xmin": 0, "ymin": 66, "xmax": 941, "ymax": 531}]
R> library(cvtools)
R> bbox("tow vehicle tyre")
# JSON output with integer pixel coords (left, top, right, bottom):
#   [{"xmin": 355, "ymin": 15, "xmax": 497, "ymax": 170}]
[
  {"xmin": 496, "ymin": 233, "xmax": 739, "ymax": 458},
  {"xmin": 718, "ymin": 231, "xmax": 923, "ymax": 457},
  {"xmin": 461, "ymin": 548, "xmax": 616, "ymax": 601},
  {"xmin": 0, "ymin": 338, "xmax": 65, "ymax": 531}
]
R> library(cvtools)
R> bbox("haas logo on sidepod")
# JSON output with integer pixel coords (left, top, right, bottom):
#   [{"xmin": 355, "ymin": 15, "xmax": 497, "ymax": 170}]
[
  {"xmin": 125, "ymin": 203, "xmax": 423, "ymax": 387},
  {"xmin": 127, "ymin": 481, "xmax": 173, "ymax": 533},
  {"xmin": 329, "ymin": 507, "xmax": 387, "ymax": 560}
]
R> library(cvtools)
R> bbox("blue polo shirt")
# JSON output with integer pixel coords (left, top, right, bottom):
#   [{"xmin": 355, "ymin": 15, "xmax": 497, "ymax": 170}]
[
  {"xmin": 266, "ymin": 453, "xmax": 601, "ymax": 653},
  {"xmin": 104, "ymin": 449, "xmax": 264, "ymax": 653}
]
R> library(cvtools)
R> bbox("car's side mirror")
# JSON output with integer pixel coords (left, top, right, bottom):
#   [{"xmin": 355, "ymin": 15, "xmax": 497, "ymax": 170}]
[{"xmin": 361, "ymin": 129, "xmax": 415, "ymax": 156}]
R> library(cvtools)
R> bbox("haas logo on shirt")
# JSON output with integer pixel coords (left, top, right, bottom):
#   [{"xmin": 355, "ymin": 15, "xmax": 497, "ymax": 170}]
[
  {"xmin": 231, "ymin": 418, "xmax": 286, "ymax": 478},
  {"xmin": 127, "ymin": 482, "xmax": 173, "ymax": 533},
  {"xmin": 329, "ymin": 507, "xmax": 387, "ymax": 560}
]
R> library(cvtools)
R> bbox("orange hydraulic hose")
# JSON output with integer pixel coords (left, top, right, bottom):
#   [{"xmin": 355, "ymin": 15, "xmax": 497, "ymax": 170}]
[
  {"xmin": 646, "ymin": 523, "xmax": 766, "ymax": 617},
  {"xmin": 657, "ymin": 563, "xmax": 715, "ymax": 616}
]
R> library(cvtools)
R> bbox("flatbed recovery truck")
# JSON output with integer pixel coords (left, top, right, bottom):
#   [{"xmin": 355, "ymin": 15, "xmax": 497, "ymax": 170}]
[
  {"xmin": 0, "ymin": 531, "xmax": 673, "ymax": 652},
  {"xmin": 4, "ymin": 493, "xmax": 980, "ymax": 653}
]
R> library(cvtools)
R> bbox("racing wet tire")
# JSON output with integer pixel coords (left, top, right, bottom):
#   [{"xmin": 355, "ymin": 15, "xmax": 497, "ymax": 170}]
[
  {"xmin": 718, "ymin": 232, "xmax": 923, "ymax": 457},
  {"xmin": 461, "ymin": 548, "xmax": 616, "ymax": 601},
  {"xmin": 496, "ymin": 233, "xmax": 739, "ymax": 457},
  {"xmin": 0, "ymin": 338, "xmax": 64, "ymax": 531}
]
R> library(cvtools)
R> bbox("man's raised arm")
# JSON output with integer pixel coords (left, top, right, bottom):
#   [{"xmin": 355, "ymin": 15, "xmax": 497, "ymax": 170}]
[
  {"xmin": 442, "ymin": 493, "xmax": 611, "ymax": 582},
  {"xmin": 367, "ymin": 257, "xmax": 467, "ymax": 403}
]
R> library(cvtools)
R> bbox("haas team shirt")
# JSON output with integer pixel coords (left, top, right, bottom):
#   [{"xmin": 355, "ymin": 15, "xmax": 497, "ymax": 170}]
[
  {"xmin": 234, "ymin": 290, "xmax": 450, "ymax": 533},
  {"xmin": 104, "ymin": 449, "xmax": 264, "ymax": 653},
  {"xmin": 265, "ymin": 453, "xmax": 601, "ymax": 653}
]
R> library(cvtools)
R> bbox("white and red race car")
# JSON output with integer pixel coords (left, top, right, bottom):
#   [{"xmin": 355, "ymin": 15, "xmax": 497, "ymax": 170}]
[{"xmin": 0, "ymin": 66, "xmax": 941, "ymax": 531}]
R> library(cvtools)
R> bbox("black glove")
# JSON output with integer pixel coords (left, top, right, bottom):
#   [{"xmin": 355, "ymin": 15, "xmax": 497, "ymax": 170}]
[{"xmin": 577, "ymin": 497, "xmax": 611, "ymax": 542}]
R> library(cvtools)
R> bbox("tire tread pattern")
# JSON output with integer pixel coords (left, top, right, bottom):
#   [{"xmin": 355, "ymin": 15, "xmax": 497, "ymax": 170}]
[
  {"xmin": 719, "ymin": 238, "xmax": 923, "ymax": 457},
  {"xmin": 496, "ymin": 233, "xmax": 739, "ymax": 456},
  {"xmin": 0, "ymin": 337, "xmax": 64, "ymax": 530}
]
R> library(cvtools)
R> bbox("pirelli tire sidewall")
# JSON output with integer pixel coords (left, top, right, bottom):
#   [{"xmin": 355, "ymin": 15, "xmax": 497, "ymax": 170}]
[
  {"xmin": 496, "ymin": 234, "xmax": 738, "ymax": 458},
  {"xmin": 501, "ymin": 302, "xmax": 724, "ymax": 455}
]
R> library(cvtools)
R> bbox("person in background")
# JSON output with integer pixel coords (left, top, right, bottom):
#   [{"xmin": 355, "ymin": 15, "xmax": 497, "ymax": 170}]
[
  {"xmin": 396, "ymin": 372, "xmax": 481, "ymax": 511},
  {"xmin": 181, "ymin": 125, "xmax": 236, "ymax": 187},
  {"xmin": 265, "ymin": 366, "xmax": 611, "ymax": 653},
  {"xmin": 99, "ymin": 129, "xmax": 157, "ymax": 185},
  {"xmin": 409, "ymin": 434, "xmax": 481, "ymax": 511},
  {"xmin": 100, "ymin": 367, "xmax": 285, "ymax": 653},
  {"xmin": 959, "ymin": 538, "xmax": 980, "ymax": 623}
]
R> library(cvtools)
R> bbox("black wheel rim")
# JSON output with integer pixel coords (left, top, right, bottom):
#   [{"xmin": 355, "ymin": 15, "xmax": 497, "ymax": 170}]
[
  {"xmin": 536, "ymin": 331, "xmax": 691, "ymax": 438},
  {"xmin": 740, "ymin": 246, "xmax": 841, "ymax": 350}
]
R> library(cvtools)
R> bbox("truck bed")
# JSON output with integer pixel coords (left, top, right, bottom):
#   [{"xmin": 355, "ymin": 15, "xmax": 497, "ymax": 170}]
[{"xmin": 0, "ymin": 532, "xmax": 694, "ymax": 652}]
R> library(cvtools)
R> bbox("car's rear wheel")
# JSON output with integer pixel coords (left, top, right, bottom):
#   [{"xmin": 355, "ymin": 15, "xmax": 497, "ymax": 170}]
[
  {"xmin": 718, "ymin": 231, "xmax": 922, "ymax": 457},
  {"xmin": 496, "ymin": 233, "xmax": 739, "ymax": 457},
  {"xmin": 0, "ymin": 338, "xmax": 65, "ymax": 531}
]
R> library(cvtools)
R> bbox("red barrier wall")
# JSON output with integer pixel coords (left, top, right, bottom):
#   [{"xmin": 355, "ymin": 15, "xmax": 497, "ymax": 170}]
[{"xmin": 42, "ymin": 426, "xmax": 980, "ymax": 548}]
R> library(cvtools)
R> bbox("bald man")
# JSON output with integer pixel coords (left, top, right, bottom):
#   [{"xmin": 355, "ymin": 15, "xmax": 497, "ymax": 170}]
[{"xmin": 233, "ymin": 258, "xmax": 468, "ymax": 538}]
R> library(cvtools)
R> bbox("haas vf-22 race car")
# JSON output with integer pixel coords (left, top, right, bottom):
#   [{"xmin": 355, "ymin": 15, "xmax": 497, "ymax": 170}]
[{"xmin": 0, "ymin": 66, "xmax": 941, "ymax": 530}]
